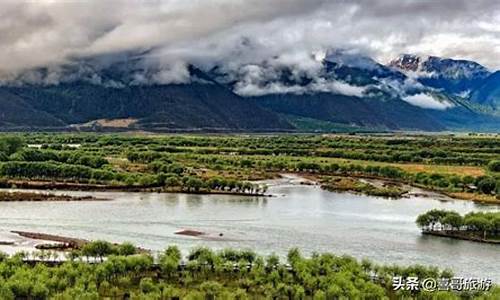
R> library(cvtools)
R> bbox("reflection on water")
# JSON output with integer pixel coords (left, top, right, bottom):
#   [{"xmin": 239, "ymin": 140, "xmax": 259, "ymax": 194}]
[{"xmin": 0, "ymin": 183, "xmax": 498, "ymax": 281}]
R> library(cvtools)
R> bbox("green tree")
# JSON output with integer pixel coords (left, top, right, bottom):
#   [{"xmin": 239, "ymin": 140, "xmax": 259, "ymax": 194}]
[
  {"xmin": 441, "ymin": 213, "xmax": 463, "ymax": 230},
  {"xmin": 487, "ymin": 160, "xmax": 500, "ymax": 172},
  {"xmin": 117, "ymin": 242, "xmax": 137, "ymax": 256},
  {"xmin": 477, "ymin": 177, "xmax": 497, "ymax": 194},
  {"xmin": 0, "ymin": 136, "xmax": 25, "ymax": 156}
]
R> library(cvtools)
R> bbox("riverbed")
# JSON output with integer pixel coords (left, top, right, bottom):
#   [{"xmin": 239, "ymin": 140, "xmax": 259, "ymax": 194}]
[{"xmin": 0, "ymin": 176, "xmax": 498, "ymax": 281}]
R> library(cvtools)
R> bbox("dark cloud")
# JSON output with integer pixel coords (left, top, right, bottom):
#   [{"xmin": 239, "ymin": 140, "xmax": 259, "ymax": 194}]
[{"xmin": 0, "ymin": 0, "xmax": 499, "ymax": 83}]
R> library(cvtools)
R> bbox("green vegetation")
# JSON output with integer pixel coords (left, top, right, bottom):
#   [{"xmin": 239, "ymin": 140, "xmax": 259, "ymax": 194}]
[
  {"xmin": 320, "ymin": 176, "xmax": 408, "ymax": 198},
  {"xmin": 0, "ymin": 133, "xmax": 499, "ymax": 297},
  {"xmin": 0, "ymin": 191, "xmax": 97, "ymax": 202},
  {"xmin": 1, "ymin": 244, "xmax": 498, "ymax": 299},
  {"xmin": 488, "ymin": 160, "xmax": 500, "ymax": 172},
  {"xmin": 416, "ymin": 210, "xmax": 500, "ymax": 242},
  {"xmin": 0, "ymin": 136, "xmax": 25, "ymax": 156},
  {"xmin": 0, "ymin": 133, "xmax": 498, "ymax": 201}
]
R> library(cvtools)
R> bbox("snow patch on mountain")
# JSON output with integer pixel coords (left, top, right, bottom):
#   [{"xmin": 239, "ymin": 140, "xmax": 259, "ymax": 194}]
[{"xmin": 390, "ymin": 54, "xmax": 490, "ymax": 79}]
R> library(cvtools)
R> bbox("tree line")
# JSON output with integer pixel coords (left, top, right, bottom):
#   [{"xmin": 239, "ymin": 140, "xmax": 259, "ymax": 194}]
[{"xmin": 1, "ymin": 244, "xmax": 498, "ymax": 299}]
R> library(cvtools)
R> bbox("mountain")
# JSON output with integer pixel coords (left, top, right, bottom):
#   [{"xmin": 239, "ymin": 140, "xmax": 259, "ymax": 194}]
[
  {"xmin": 223, "ymin": 51, "xmax": 499, "ymax": 131},
  {"xmin": 0, "ymin": 90, "xmax": 66, "ymax": 128},
  {"xmin": 0, "ymin": 66, "xmax": 292, "ymax": 132},
  {"xmin": 389, "ymin": 54, "xmax": 491, "ymax": 95},
  {"xmin": 250, "ymin": 93, "xmax": 445, "ymax": 131},
  {"xmin": 470, "ymin": 71, "xmax": 500, "ymax": 111},
  {"xmin": 0, "ymin": 51, "xmax": 499, "ymax": 133},
  {"xmin": 231, "ymin": 52, "xmax": 444, "ymax": 131}
]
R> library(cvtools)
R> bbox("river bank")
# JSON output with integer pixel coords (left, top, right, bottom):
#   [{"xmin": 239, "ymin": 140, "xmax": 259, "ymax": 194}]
[
  {"xmin": 12, "ymin": 230, "xmax": 88, "ymax": 249},
  {"xmin": 1, "ymin": 173, "xmax": 496, "ymax": 204},
  {"xmin": 296, "ymin": 172, "xmax": 499, "ymax": 204},
  {"xmin": 2, "ymin": 179, "xmax": 270, "ymax": 197},
  {"xmin": 422, "ymin": 230, "xmax": 500, "ymax": 244}
]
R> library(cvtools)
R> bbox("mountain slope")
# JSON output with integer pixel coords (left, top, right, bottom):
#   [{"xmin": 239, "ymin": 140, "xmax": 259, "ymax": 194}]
[
  {"xmin": 2, "ymin": 82, "xmax": 291, "ymax": 131},
  {"xmin": 470, "ymin": 71, "xmax": 500, "ymax": 111},
  {"xmin": 251, "ymin": 93, "xmax": 445, "ymax": 131},
  {"xmin": 0, "ymin": 90, "xmax": 65, "ymax": 128}
]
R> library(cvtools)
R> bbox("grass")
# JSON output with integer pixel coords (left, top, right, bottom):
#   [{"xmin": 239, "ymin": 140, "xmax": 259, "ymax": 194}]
[
  {"xmin": 446, "ymin": 192, "xmax": 500, "ymax": 204},
  {"xmin": 395, "ymin": 164, "xmax": 485, "ymax": 177},
  {"xmin": 208, "ymin": 153, "xmax": 486, "ymax": 177}
]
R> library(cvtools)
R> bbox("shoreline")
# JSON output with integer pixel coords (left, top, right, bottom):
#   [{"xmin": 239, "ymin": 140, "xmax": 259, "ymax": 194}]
[
  {"xmin": 1, "ymin": 174, "xmax": 497, "ymax": 204},
  {"xmin": 422, "ymin": 230, "xmax": 500, "ymax": 244},
  {"xmin": 299, "ymin": 173, "xmax": 499, "ymax": 204},
  {"xmin": 11, "ymin": 230, "xmax": 89, "ymax": 248},
  {"xmin": 2, "ymin": 180, "xmax": 271, "ymax": 197},
  {"xmin": 10, "ymin": 230, "xmax": 150, "ymax": 253}
]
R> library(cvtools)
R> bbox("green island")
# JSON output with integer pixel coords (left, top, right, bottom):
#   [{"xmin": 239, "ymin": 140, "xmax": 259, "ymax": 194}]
[
  {"xmin": 0, "ymin": 242, "xmax": 499, "ymax": 299},
  {"xmin": 416, "ymin": 210, "xmax": 500, "ymax": 243},
  {"xmin": 0, "ymin": 191, "xmax": 102, "ymax": 202},
  {"xmin": 320, "ymin": 176, "xmax": 409, "ymax": 198}
]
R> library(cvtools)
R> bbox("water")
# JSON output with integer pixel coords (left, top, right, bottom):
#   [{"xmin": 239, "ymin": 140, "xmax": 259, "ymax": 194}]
[{"xmin": 0, "ymin": 179, "xmax": 499, "ymax": 281}]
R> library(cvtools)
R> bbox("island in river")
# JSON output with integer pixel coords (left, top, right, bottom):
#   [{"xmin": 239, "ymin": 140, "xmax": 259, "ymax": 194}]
[
  {"xmin": 417, "ymin": 209, "xmax": 500, "ymax": 244},
  {"xmin": 0, "ymin": 191, "xmax": 106, "ymax": 202}
]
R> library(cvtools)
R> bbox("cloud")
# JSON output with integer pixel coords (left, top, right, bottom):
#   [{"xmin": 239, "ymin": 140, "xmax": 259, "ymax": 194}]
[
  {"xmin": 232, "ymin": 63, "xmax": 368, "ymax": 97},
  {"xmin": 310, "ymin": 79, "xmax": 367, "ymax": 97},
  {"xmin": 0, "ymin": 0, "xmax": 499, "ymax": 85},
  {"xmin": 402, "ymin": 93, "xmax": 454, "ymax": 110}
]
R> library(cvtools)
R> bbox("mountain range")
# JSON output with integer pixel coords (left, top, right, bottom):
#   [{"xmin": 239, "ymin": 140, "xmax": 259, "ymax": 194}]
[{"xmin": 0, "ymin": 51, "xmax": 499, "ymax": 132}]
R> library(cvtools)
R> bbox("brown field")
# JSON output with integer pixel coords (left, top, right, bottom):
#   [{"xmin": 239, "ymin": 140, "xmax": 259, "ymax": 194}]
[
  {"xmin": 94, "ymin": 118, "xmax": 138, "ymax": 128},
  {"xmin": 393, "ymin": 164, "xmax": 485, "ymax": 177}
]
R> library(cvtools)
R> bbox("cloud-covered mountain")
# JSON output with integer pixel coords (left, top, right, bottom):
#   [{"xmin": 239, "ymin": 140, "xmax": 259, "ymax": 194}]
[
  {"xmin": 389, "ymin": 54, "xmax": 491, "ymax": 96},
  {"xmin": 0, "ymin": 50, "xmax": 499, "ymax": 132},
  {"xmin": 0, "ymin": 63, "xmax": 293, "ymax": 132}
]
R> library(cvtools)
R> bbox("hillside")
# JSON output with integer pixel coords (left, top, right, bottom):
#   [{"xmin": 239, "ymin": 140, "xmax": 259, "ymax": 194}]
[
  {"xmin": 250, "ymin": 93, "xmax": 445, "ymax": 131},
  {"xmin": 0, "ymin": 81, "xmax": 292, "ymax": 132},
  {"xmin": 470, "ymin": 71, "xmax": 500, "ymax": 111},
  {"xmin": 0, "ymin": 90, "xmax": 65, "ymax": 128}
]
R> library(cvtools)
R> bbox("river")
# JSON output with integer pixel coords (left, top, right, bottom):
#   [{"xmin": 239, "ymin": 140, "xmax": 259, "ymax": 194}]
[{"xmin": 0, "ymin": 176, "xmax": 499, "ymax": 281}]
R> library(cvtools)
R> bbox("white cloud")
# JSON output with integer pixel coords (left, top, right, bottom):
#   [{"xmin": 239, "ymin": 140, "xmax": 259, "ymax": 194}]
[
  {"xmin": 310, "ymin": 79, "xmax": 367, "ymax": 97},
  {"xmin": 402, "ymin": 93, "xmax": 454, "ymax": 110}
]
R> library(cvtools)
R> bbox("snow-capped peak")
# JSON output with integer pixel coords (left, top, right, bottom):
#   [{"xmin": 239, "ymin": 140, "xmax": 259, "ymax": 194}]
[{"xmin": 389, "ymin": 54, "xmax": 490, "ymax": 80}]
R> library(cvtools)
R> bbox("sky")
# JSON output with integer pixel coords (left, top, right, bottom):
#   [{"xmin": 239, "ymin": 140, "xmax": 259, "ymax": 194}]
[{"xmin": 1, "ymin": 0, "xmax": 500, "ymax": 81}]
